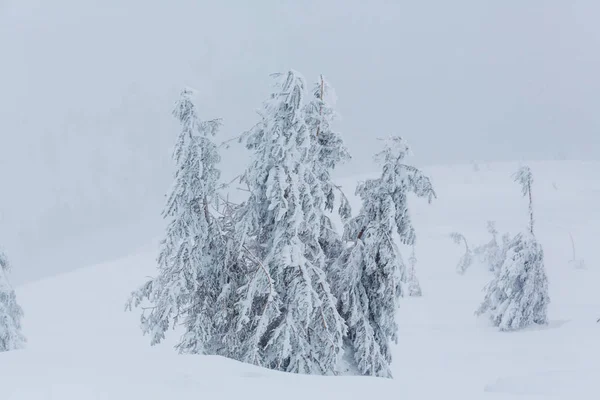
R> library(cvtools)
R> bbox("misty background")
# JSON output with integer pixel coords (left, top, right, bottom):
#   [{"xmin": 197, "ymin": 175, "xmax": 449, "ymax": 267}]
[{"xmin": 1, "ymin": 0, "xmax": 598, "ymax": 284}]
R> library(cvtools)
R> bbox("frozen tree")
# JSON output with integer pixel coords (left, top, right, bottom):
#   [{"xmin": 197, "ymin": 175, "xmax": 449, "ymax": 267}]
[
  {"xmin": 304, "ymin": 75, "xmax": 351, "ymax": 268},
  {"xmin": 476, "ymin": 166, "xmax": 549, "ymax": 331},
  {"xmin": 304, "ymin": 75, "xmax": 350, "ymax": 205},
  {"xmin": 450, "ymin": 232, "xmax": 473, "ymax": 274},
  {"xmin": 227, "ymin": 71, "xmax": 346, "ymax": 375},
  {"xmin": 476, "ymin": 233, "xmax": 549, "ymax": 330},
  {"xmin": 473, "ymin": 221, "xmax": 505, "ymax": 273},
  {"xmin": 0, "ymin": 250, "xmax": 26, "ymax": 351},
  {"xmin": 207, "ymin": 196, "xmax": 259, "ymax": 358},
  {"xmin": 568, "ymin": 232, "xmax": 585, "ymax": 269},
  {"xmin": 406, "ymin": 246, "xmax": 422, "ymax": 297},
  {"xmin": 331, "ymin": 136, "xmax": 435, "ymax": 378},
  {"xmin": 452, "ymin": 222, "xmax": 510, "ymax": 274},
  {"xmin": 514, "ymin": 166, "xmax": 535, "ymax": 235},
  {"xmin": 127, "ymin": 88, "xmax": 225, "ymax": 354}
]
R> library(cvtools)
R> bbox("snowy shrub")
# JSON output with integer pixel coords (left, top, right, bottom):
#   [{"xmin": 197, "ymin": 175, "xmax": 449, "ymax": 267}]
[
  {"xmin": 452, "ymin": 222, "xmax": 511, "ymax": 275},
  {"xmin": 473, "ymin": 221, "xmax": 508, "ymax": 273}
]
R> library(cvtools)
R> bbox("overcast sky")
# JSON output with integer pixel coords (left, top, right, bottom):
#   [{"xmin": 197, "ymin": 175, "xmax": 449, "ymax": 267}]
[{"xmin": 1, "ymin": 0, "xmax": 599, "ymax": 283}]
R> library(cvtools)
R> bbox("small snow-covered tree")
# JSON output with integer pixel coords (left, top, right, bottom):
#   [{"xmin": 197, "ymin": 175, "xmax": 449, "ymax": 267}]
[
  {"xmin": 452, "ymin": 222, "xmax": 510, "ymax": 274},
  {"xmin": 0, "ymin": 250, "xmax": 26, "ymax": 351},
  {"xmin": 473, "ymin": 221, "xmax": 505, "ymax": 273},
  {"xmin": 476, "ymin": 166, "xmax": 549, "ymax": 331},
  {"xmin": 228, "ymin": 71, "xmax": 346, "ymax": 375},
  {"xmin": 127, "ymin": 88, "xmax": 225, "ymax": 354},
  {"xmin": 304, "ymin": 75, "xmax": 351, "ymax": 268},
  {"xmin": 514, "ymin": 166, "xmax": 535, "ymax": 235},
  {"xmin": 406, "ymin": 246, "xmax": 422, "ymax": 297},
  {"xmin": 450, "ymin": 232, "xmax": 473, "ymax": 274},
  {"xmin": 331, "ymin": 136, "xmax": 435, "ymax": 378},
  {"xmin": 568, "ymin": 232, "xmax": 585, "ymax": 269}
]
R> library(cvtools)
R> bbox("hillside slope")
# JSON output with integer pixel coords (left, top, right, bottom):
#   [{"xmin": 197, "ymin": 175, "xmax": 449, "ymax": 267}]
[{"xmin": 1, "ymin": 161, "xmax": 598, "ymax": 399}]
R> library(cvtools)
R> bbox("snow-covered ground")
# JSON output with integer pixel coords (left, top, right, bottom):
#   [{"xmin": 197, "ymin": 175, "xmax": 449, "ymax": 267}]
[{"xmin": 2, "ymin": 161, "xmax": 598, "ymax": 399}]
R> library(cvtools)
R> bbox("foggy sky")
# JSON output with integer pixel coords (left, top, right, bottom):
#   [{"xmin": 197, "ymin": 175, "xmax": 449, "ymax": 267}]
[{"xmin": 1, "ymin": 0, "xmax": 599, "ymax": 283}]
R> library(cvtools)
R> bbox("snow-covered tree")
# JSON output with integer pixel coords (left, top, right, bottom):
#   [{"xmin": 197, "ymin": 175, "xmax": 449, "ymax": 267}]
[
  {"xmin": 207, "ymin": 196, "xmax": 257, "ymax": 357},
  {"xmin": 473, "ymin": 221, "xmax": 501, "ymax": 272},
  {"xmin": 473, "ymin": 221, "xmax": 511, "ymax": 273},
  {"xmin": 127, "ymin": 88, "xmax": 225, "ymax": 354},
  {"xmin": 0, "ymin": 249, "xmax": 26, "ymax": 351},
  {"xmin": 450, "ymin": 232, "xmax": 473, "ymax": 274},
  {"xmin": 476, "ymin": 166, "xmax": 549, "ymax": 331},
  {"xmin": 304, "ymin": 75, "xmax": 351, "ymax": 268},
  {"xmin": 568, "ymin": 232, "xmax": 585, "ymax": 270},
  {"xmin": 514, "ymin": 166, "xmax": 535, "ymax": 235},
  {"xmin": 227, "ymin": 70, "xmax": 346, "ymax": 375},
  {"xmin": 331, "ymin": 136, "xmax": 435, "ymax": 378},
  {"xmin": 452, "ymin": 222, "xmax": 510, "ymax": 275},
  {"xmin": 406, "ymin": 246, "xmax": 422, "ymax": 297}
]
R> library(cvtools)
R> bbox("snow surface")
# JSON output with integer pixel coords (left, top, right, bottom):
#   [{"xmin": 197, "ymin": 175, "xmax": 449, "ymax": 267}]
[{"xmin": 2, "ymin": 161, "xmax": 599, "ymax": 399}]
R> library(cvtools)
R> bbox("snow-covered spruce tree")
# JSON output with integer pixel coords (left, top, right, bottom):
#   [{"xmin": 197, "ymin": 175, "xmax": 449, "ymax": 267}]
[
  {"xmin": 127, "ymin": 88, "xmax": 225, "ymax": 354},
  {"xmin": 0, "ymin": 249, "xmax": 26, "ymax": 351},
  {"xmin": 450, "ymin": 232, "xmax": 473, "ymax": 274},
  {"xmin": 304, "ymin": 75, "xmax": 351, "ymax": 269},
  {"xmin": 206, "ymin": 196, "xmax": 256, "ymax": 357},
  {"xmin": 406, "ymin": 246, "xmax": 422, "ymax": 297},
  {"xmin": 476, "ymin": 166, "xmax": 549, "ymax": 331},
  {"xmin": 228, "ymin": 71, "xmax": 346, "ymax": 374},
  {"xmin": 331, "ymin": 136, "xmax": 435, "ymax": 378}
]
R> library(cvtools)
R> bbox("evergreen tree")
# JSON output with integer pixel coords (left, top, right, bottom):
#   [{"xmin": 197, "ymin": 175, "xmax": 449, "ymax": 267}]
[
  {"xmin": 228, "ymin": 71, "xmax": 346, "ymax": 374},
  {"xmin": 0, "ymin": 249, "xmax": 26, "ymax": 351},
  {"xmin": 127, "ymin": 88, "xmax": 225, "ymax": 354},
  {"xmin": 476, "ymin": 166, "xmax": 549, "ymax": 331},
  {"xmin": 331, "ymin": 136, "xmax": 435, "ymax": 378},
  {"xmin": 207, "ymin": 196, "xmax": 256, "ymax": 358},
  {"xmin": 304, "ymin": 75, "xmax": 351, "ymax": 269},
  {"xmin": 406, "ymin": 246, "xmax": 422, "ymax": 297}
]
